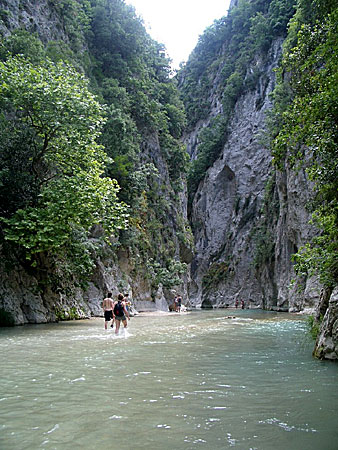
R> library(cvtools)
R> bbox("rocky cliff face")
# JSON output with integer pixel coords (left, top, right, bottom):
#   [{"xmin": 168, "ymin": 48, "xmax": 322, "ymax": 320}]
[
  {"xmin": 185, "ymin": 37, "xmax": 321, "ymax": 311},
  {"xmin": 314, "ymin": 288, "xmax": 338, "ymax": 360},
  {"xmin": 0, "ymin": 0, "xmax": 68, "ymax": 41}
]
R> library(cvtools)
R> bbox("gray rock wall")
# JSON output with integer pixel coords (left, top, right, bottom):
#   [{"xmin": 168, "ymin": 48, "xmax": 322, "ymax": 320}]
[
  {"xmin": 0, "ymin": 0, "xmax": 69, "ymax": 42},
  {"xmin": 314, "ymin": 287, "xmax": 338, "ymax": 360},
  {"xmin": 186, "ymin": 38, "xmax": 322, "ymax": 311},
  {"xmin": 273, "ymin": 165, "xmax": 320, "ymax": 311}
]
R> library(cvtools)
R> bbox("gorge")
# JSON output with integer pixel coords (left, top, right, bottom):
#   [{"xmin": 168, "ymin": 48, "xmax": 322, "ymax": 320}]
[{"xmin": 0, "ymin": 0, "xmax": 337, "ymax": 360}]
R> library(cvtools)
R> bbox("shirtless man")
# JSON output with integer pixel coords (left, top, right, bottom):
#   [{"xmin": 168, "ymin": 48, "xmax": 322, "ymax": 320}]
[{"xmin": 102, "ymin": 292, "xmax": 114, "ymax": 330}]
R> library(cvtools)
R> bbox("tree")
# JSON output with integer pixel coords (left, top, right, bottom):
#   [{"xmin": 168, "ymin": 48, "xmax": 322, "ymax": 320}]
[
  {"xmin": 0, "ymin": 56, "xmax": 128, "ymax": 262},
  {"xmin": 271, "ymin": 7, "xmax": 338, "ymax": 287}
]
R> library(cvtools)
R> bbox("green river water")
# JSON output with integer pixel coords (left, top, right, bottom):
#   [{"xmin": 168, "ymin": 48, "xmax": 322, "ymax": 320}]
[{"xmin": 0, "ymin": 309, "xmax": 337, "ymax": 450}]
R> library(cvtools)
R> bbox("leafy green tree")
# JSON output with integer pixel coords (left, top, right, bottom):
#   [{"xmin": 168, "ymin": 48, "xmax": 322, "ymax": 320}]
[
  {"xmin": 0, "ymin": 0, "xmax": 191, "ymax": 292},
  {"xmin": 0, "ymin": 56, "xmax": 128, "ymax": 263},
  {"xmin": 271, "ymin": 5, "xmax": 338, "ymax": 287},
  {"xmin": 0, "ymin": 30, "xmax": 45, "ymax": 63}
]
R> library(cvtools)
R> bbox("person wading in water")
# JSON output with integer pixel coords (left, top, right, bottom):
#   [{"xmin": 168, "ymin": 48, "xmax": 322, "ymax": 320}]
[
  {"xmin": 113, "ymin": 293, "xmax": 130, "ymax": 335},
  {"xmin": 102, "ymin": 292, "xmax": 114, "ymax": 330}
]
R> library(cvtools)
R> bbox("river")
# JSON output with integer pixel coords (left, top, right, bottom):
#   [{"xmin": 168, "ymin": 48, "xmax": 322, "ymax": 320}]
[{"xmin": 0, "ymin": 309, "xmax": 337, "ymax": 449}]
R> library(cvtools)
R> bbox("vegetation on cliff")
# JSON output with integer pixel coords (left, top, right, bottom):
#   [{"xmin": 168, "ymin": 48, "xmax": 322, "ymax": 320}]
[
  {"xmin": 178, "ymin": 0, "xmax": 336, "ymax": 298},
  {"xmin": 270, "ymin": 0, "xmax": 338, "ymax": 289},
  {"xmin": 0, "ymin": 56, "xmax": 127, "ymax": 251},
  {"xmin": 178, "ymin": 0, "xmax": 295, "ymax": 205},
  {"xmin": 0, "ymin": 0, "xmax": 190, "ymax": 294}
]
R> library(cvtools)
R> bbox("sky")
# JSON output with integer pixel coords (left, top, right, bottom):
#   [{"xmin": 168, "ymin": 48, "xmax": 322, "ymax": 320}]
[{"xmin": 125, "ymin": 0, "xmax": 232, "ymax": 70}]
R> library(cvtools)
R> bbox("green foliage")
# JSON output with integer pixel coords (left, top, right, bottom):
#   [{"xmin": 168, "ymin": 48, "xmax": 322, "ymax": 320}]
[
  {"xmin": 0, "ymin": 30, "xmax": 45, "ymax": 63},
  {"xmin": 202, "ymin": 262, "xmax": 230, "ymax": 291},
  {"xmin": 251, "ymin": 174, "xmax": 279, "ymax": 269},
  {"xmin": 48, "ymin": 0, "xmax": 92, "ymax": 52},
  {"xmin": 81, "ymin": 0, "xmax": 190, "ymax": 274},
  {"xmin": 54, "ymin": 305, "xmax": 80, "ymax": 321},
  {"xmin": 88, "ymin": 0, "xmax": 188, "ymax": 213},
  {"xmin": 147, "ymin": 258, "xmax": 187, "ymax": 290},
  {"xmin": 0, "ymin": 8, "xmax": 11, "ymax": 26},
  {"xmin": 187, "ymin": 115, "xmax": 227, "ymax": 207},
  {"xmin": 179, "ymin": 0, "xmax": 295, "ymax": 128},
  {"xmin": 249, "ymin": 12, "xmax": 272, "ymax": 52},
  {"xmin": 0, "ymin": 56, "xmax": 128, "ymax": 264},
  {"xmin": 47, "ymin": 230, "xmax": 99, "ymax": 289},
  {"xmin": 251, "ymin": 228, "xmax": 275, "ymax": 269},
  {"xmin": 270, "ymin": 4, "xmax": 338, "ymax": 287},
  {"xmin": 306, "ymin": 314, "xmax": 323, "ymax": 340},
  {"xmin": 292, "ymin": 210, "xmax": 338, "ymax": 288},
  {"xmin": 0, "ymin": 0, "xmax": 192, "ymax": 294}
]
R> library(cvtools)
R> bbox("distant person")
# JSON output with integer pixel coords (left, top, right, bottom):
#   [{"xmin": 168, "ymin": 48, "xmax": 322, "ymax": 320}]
[
  {"xmin": 113, "ymin": 293, "xmax": 130, "ymax": 335},
  {"xmin": 124, "ymin": 293, "xmax": 138, "ymax": 316},
  {"xmin": 169, "ymin": 299, "xmax": 176, "ymax": 312},
  {"xmin": 241, "ymin": 299, "xmax": 245, "ymax": 309},
  {"xmin": 235, "ymin": 299, "xmax": 239, "ymax": 309},
  {"xmin": 102, "ymin": 292, "xmax": 114, "ymax": 330},
  {"xmin": 177, "ymin": 295, "xmax": 182, "ymax": 313},
  {"xmin": 174, "ymin": 295, "xmax": 178, "ymax": 312},
  {"xmin": 124, "ymin": 293, "xmax": 131, "ymax": 313}
]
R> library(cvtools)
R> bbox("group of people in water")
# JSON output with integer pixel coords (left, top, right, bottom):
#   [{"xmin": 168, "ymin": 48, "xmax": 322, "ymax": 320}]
[
  {"xmin": 102, "ymin": 292, "xmax": 131, "ymax": 334},
  {"xmin": 235, "ymin": 299, "xmax": 245, "ymax": 309},
  {"xmin": 102, "ymin": 292, "xmax": 186, "ymax": 332},
  {"xmin": 173, "ymin": 295, "xmax": 183, "ymax": 312},
  {"xmin": 103, "ymin": 292, "xmax": 246, "ymax": 332}
]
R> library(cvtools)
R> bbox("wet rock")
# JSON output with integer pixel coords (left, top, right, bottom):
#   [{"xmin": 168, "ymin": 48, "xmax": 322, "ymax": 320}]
[{"xmin": 314, "ymin": 288, "xmax": 338, "ymax": 360}]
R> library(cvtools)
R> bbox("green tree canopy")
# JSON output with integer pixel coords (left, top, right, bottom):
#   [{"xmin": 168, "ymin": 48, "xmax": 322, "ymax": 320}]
[
  {"xmin": 270, "ymin": 4, "xmax": 338, "ymax": 287},
  {"xmin": 0, "ymin": 56, "xmax": 128, "ymax": 261}
]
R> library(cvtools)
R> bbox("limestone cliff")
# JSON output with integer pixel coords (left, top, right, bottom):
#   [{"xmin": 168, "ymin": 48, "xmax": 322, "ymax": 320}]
[
  {"xmin": 311, "ymin": 287, "xmax": 338, "ymax": 360},
  {"xmin": 180, "ymin": 0, "xmax": 337, "ymax": 360},
  {"xmin": 185, "ymin": 38, "xmax": 319, "ymax": 310},
  {"xmin": 181, "ymin": 7, "xmax": 322, "ymax": 311}
]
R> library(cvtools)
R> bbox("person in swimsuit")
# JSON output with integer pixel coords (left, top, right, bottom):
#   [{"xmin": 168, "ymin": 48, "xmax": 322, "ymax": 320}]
[
  {"xmin": 174, "ymin": 295, "xmax": 178, "ymax": 312},
  {"xmin": 177, "ymin": 295, "xmax": 182, "ymax": 313},
  {"xmin": 113, "ymin": 293, "xmax": 130, "ymax": 335},
  {"xmin": 124, "ymin": 293, "xmax": 130, "ymax": 313},
  {"xmin": 102, "ymin": 292, "xmax": 114, "ymax": 330}
]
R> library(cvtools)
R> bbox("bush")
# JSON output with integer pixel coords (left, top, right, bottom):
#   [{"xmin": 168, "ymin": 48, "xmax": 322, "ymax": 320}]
[{"xmin": 306, "ymin": 315, "xmax": 322, "ymax": 340}]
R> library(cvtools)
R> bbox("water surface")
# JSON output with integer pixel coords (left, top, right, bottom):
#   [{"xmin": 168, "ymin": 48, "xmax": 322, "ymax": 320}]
[{"xmin": 0, "ymin": 309, "xmax": 337, "ymax": 449}]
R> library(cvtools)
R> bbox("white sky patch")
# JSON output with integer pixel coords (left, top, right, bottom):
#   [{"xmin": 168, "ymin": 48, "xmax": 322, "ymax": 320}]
[{"xmin": 126, "ymin": 0, "xmax": 231, "ymax": 70}]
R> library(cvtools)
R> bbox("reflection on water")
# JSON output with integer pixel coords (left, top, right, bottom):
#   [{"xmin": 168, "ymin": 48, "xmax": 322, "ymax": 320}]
[{"xmin": 0, "ymin": 309, "xmax": 338, "ymax": 449}]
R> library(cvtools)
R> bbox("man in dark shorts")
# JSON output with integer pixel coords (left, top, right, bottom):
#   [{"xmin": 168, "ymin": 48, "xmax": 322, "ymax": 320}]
[
  {"xmin": 113, "ymin": 293, "xmax": 130, "ymax": 335},
  {"xmin": 102, "ymin": 292, "xmax": 114, "ymax": 330}
]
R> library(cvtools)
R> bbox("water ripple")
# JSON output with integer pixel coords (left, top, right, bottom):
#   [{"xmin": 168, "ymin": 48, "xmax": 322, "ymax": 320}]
[{"xmin": 0, "ymin": 311, "xmax": 336, "ymax": 450}]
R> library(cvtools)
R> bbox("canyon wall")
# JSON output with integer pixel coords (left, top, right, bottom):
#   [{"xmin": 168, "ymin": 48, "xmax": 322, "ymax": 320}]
[{"xmin": 185, "ymin": 37, "xmax": 321, "ymax": 311}]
